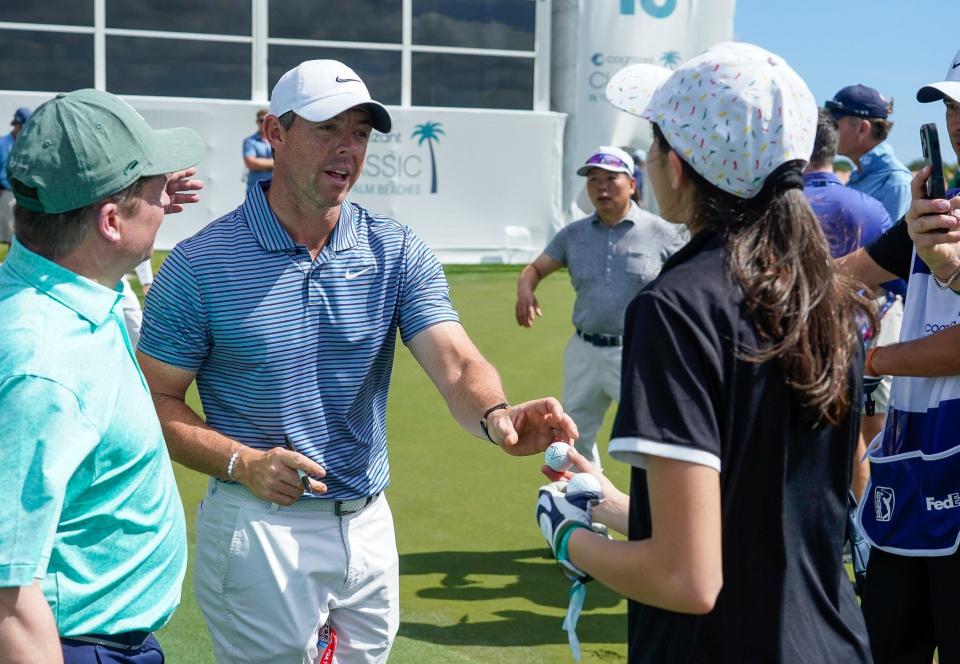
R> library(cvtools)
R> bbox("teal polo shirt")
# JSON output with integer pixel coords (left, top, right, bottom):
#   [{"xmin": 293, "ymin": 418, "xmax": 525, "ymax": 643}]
[{"xmin": 0, "ymin": 239, "xmax": 186, "ymax": 636}]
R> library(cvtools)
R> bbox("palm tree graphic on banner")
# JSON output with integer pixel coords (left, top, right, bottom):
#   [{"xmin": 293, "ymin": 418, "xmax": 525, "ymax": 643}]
[
  {"xmin": 660, "ymin": 51, "xmax": 681, "ymax": 68},
  {"xmin": 411, "ymin": 121, "xmax": 445, "ymax": 194}
]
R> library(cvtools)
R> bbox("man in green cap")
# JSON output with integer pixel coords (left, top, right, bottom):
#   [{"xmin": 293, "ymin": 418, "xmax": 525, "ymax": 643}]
[{"xmin": 0, "ymin": 89, "xmax": 204, "ymax": 663}]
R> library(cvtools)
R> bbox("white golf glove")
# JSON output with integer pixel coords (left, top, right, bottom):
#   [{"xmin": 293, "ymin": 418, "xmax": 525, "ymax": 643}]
[{"xmin": 536, "ymin": 480, "xmax": 601, "ymax": 583}]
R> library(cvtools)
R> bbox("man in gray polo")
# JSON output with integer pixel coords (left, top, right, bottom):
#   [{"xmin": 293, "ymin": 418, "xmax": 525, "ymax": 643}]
[{"xmin": 516, "ymin": 145, "xmax": 685, "ymax": 467}]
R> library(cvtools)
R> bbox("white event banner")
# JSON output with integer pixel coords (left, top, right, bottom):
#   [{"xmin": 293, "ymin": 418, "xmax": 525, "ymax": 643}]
[
  {"xmin": 349, "ymin": 107, "xmax": 566, "ymax": 264},
  {"xmin": 0, "ymin": 93, "xmax": 566, "ymax": 264},
  {"xmin": 553, "ymin": 0, "xmax": 735, "ymax": 218}
]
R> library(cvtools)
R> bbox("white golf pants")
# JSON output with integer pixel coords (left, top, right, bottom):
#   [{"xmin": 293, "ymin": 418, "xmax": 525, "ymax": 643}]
[
  {"xmin": 193, "ymin": 480, "xmax": 399, "ymax": 664},
  {"xmin": 562, "ymin": 332, "xmax": 623, "ymax": 469}
]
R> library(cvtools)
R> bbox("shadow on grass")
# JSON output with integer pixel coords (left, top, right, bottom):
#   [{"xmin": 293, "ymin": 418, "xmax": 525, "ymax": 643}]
[
  {"xmin": 399, "ymin": 610, "xmax": 626, "ymax": 649},
  {"xmin": 398, "ymin": 548, "xmax": 626, "ymax": 647}
]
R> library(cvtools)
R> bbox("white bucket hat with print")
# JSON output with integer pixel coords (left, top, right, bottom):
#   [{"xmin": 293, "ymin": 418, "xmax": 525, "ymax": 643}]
[{"xmin": 606, "ymin": 42, "xmax": 817, "ymax": 199}]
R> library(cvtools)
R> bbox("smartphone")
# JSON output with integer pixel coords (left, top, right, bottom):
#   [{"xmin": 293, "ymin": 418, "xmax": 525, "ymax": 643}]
[{"xmin": 921, "ymin": 122, "xmax": 947, "ymax": 199}]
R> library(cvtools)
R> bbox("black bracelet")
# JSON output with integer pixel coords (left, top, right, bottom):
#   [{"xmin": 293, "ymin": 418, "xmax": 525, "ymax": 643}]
[{"xmin": 479, "ymin": 402, "xmax": 510, "ymax": 445}]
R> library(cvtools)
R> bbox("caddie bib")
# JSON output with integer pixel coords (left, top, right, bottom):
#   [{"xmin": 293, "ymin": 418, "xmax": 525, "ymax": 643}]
[{"xmin": 857, "ymin": 249, "xmax": 960, "ymax": 556}]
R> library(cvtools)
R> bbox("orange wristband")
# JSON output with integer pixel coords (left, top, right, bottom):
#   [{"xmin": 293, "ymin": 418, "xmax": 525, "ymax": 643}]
[{"xmin": 865, "ymin": 346, "xmax": 880, "ymax": 376}]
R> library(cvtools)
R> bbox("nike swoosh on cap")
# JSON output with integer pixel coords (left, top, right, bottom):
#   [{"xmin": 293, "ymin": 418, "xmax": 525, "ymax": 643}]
[
  {"xmin": 336, "ymin": 76, "xmax": 361, "ymax": 83},
  {"xmin": 953, "ymin": 59, "xmax": 960, "ymax": 69}
]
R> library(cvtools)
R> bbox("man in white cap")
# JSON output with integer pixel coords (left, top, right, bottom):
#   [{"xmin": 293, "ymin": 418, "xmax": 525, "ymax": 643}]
[
  {"xmin": 839, "ymin": 47, "xmax": 960, "ymax": 664},
  {"xmin": 136, "ymin": 60, "xmax": 577, "ymax": 663},
  {"xmin": 515, "ymin": 146, "xmax": 684, "ymax": 469}
]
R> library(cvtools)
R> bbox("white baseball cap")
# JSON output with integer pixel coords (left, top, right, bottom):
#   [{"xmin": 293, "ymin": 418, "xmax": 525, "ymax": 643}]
[
  {"xmin": 605, "ymin": 42, "xmax": 817, "ymax": 199},
  {"xmin": 917, "ymin": 48, "xmax": 960, "ymax": 104},
  {"xmin": 269, "ymin": 59, "xmax": 392, "ymax": 133},
  {"xmin": 576, "ymin": 146, "xmax": 635, "ymax": 176}
]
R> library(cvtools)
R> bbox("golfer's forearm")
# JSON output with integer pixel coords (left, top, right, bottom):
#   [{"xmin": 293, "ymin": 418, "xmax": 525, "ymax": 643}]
[
  {"xmin": 152, "ymin": 395, "xmax": 244, "ymax": 479},
  {"xmin": 445, "ymin": 357, "xmax": 509, "ymax": 438},
  {"xmin": 872, "ymin": 327, "xmax": 960, "ymax": 377},
  {"xmin": 517, "ymin": 264, "xmax": 542, "ymax": 295},
  {"xmin": 0, "ymin": 583, "xmax": 63, "ymax": 664}
]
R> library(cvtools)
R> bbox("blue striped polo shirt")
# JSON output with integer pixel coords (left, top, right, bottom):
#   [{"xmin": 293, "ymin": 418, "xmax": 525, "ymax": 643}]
[{"xmin": 139, "ymin": 183, "xmax": 459, "ymax": 499}]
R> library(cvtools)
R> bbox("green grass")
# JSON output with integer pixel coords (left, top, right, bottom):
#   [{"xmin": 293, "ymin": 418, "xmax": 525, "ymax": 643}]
[{"xmin": 145, "ymin": 256, "xmax": 631, "ymax": 663}]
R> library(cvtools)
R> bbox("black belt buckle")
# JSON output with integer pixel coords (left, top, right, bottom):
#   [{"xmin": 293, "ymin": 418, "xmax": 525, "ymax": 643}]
[
  {"xmin": 577, "ymin": 329, "xmax": 621, "ymax": 347},
  {"xmin": 335, "ymin": 494, "xmax": 375, "ymax": 516}
]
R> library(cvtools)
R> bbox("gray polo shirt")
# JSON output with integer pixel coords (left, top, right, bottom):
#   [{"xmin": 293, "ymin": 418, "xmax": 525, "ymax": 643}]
[{"xmin": 545, "ymin": 201, "xmax": 686, "ymax": 336}]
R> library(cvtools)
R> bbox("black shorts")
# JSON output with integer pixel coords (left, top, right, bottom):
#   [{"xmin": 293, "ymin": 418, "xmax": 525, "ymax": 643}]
[{"xmin": 861, "ymin": 547, "xmax": 960, "ymax": 664}]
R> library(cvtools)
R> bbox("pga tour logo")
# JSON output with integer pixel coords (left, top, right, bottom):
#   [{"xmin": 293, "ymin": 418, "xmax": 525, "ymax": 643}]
[
  {"xmin": 874, "ymin": 486, "xmax": 895, "ymax": 522},
  {"xmin": 926, "ymin": 492, "xmax": 960, "ymax": 511}
]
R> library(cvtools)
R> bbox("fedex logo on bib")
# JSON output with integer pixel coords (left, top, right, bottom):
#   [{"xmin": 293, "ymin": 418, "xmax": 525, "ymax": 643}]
[{"xmin": 926, "ymin": 493, "xmax": 960, "ymax": 511}]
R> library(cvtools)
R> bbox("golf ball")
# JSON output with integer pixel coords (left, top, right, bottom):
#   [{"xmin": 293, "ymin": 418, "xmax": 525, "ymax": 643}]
[
  {"xmin": 544, "ymin": 442, "xmax": 572, "ymax": 472},
  {"xmin": 567, "ymin": 472, "xmax": 603, "ymax": 497}
]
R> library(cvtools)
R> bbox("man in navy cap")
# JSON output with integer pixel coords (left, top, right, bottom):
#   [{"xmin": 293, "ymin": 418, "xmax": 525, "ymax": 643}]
[
  {"xmin": 0, "ymin": 107, "xmax": 32, "ymax": 246},
  {"xmin": 803, "ymin": 108, "xmax": 896, "ymax": 501},
  {"xmin": 826, "ymin": 84, "xmax": 912, "ymax": 223},
  {"xmin": 827, "ymin": 85, "xmax": 909, "ymax": 449}
]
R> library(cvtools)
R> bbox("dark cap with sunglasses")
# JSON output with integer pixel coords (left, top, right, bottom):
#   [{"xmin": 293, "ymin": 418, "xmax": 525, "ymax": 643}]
[{"xmin": 825, "ymin": 84, "xmax": 892, "ymax": 119}]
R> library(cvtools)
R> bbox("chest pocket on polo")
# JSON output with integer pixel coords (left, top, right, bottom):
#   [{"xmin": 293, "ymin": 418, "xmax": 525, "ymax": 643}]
[{"xmin": 625, "ymin": 250, "xmax": 662, "ymax": 280}]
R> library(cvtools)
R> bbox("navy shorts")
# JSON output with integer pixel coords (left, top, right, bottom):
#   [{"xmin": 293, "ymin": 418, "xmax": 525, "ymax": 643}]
[{"xmin": 61, "ymin": 633, "xmax": 163, "ymax": 663}]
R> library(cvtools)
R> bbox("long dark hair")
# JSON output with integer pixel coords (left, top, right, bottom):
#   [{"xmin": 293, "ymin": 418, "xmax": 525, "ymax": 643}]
[{"xmin": 652, "ymin": 124, "xmax": 874, "ymax": 425}]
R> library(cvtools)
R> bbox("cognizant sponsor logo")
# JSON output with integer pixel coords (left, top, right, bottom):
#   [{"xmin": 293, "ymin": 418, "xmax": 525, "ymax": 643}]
[
  {"xmin": 591, "ymin": 53, "xmax": 652, "ymax": 66},
  {"xmin": 924, "ymin": 320, "xmax": 959, "ymax": 334},
  {"xmin": 588, "ymin": 54, "xmax": 655, "ymax": 94},
  {"xmin": 926, "ymin": 493, "xmax": 960, "ymax": 511},
  {"xmin": 619, "ymin": 0, "xmax": 677, "ymax": 18}
]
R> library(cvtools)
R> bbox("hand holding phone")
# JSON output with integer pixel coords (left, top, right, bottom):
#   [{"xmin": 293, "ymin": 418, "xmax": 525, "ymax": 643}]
[{"xmin": 921, "ymin": 122, "xmax": 947, "ymax": 200}]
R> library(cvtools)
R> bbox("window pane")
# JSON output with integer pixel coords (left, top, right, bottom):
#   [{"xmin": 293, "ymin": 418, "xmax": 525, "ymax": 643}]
[
  {"xmin": 412, "ymin": 53, "xmax": 532, "ymax": 109},
  {"xmin": 413, "ymin": 0, "xmax": 535, "ymax": 50},
  {"xmin": 107, "ymin": 0, "xmax": 251, "ymax": 36},
  {"xmin": 269, "ymin": 0, "xmax": 401, "ymax": 43},
  {"xmin": 0, "ymin": 30, "xmax": 93, "ymax": 92},
  {"xmin": 0, "ymin": 3, "xmax": 93, "ymax": 26},
  {"xmin": 268, "ymin": 46, "xmax": 401, "ymax": 106},
  {"xmin": 107, "ymin": 37, "xmax": 250, "ymax": 99}
]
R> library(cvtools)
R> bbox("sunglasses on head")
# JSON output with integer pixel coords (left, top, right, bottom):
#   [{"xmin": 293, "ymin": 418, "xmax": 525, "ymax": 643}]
[{"xmin": 586, "ymin": 153, "xmax": 628, "ymax": 169}]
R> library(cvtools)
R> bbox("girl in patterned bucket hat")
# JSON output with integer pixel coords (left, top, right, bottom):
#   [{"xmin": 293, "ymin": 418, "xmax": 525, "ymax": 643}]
[{"xmin": 534, "ymin": 43, "xmax": 875, "ymax": 662}]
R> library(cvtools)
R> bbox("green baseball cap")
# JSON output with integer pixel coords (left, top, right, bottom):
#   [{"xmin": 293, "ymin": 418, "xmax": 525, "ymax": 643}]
[{"xmin": 7, "ymin": 88, "xmax": 205, "ymax": 214}]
